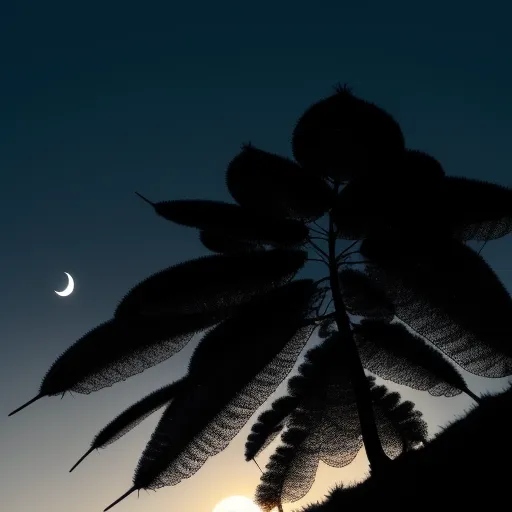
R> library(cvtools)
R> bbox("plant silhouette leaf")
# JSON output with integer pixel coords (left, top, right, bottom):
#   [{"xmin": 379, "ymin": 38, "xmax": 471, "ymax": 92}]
[
  {"xmin": 199, "ymin": 230, "xmax": 260, "ymax": 254},
  {"xmin": 361, "ymin": 237, "xmax": 512, "ymax": 377},
  {"xmin": 332, "ymin": 149, "xmax": 446, "ymax": 240},
  {"xmin": 115, "ymin": 249, "xmax": 307, "ymax": 318},
  {"xmin": 70, "ymin": 378, "xmax": 188, "ymax": 472},
  {"xmin": 441, "ymin": 176, "xmax": 512, "ymax": 240},
  {"xmin": 291, "ymin": 86, "xmax": 405, "ymax": 181},
  {"xmin": 245, "ymin": 395, "xmax": 300, "ymax": 461},
  {"xmin": 9, "ymin": 316, "xmax": 210, "ymax": 416},
  {"xmin": 369, "ymin": 376, "xmax": 428, "ymax": 458},
  {"xmin": 354, "ymin": 319, "xmax": 478, "ymax": 399},
  {"xmin": 136, "ymin": 195, "xmax": 309, "ymax": 248},
  {"xmin": 226, "ymin": 143, "xmax": 334, "ymax": 221},
  {"xmin": 104, "ymin": 281, "xmax": 317, "ymax": 508},
  {"xmin": 255, "ymin": 424, "xmax": 322, "ymax": 511}
]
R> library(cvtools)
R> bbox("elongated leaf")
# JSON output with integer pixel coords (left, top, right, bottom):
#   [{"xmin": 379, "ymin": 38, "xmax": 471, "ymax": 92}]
[
  {"xmin": 361, "ymin": 237, "xmax": 512, "ymax": 377},
  {"xmin": 332, "ymin": 150, "xmax": 446, "ymax": 240},
  {"xmin": 369, "ymin": 376, "xmax": 428, "ymax": 458},
  {"xmin": 115, "ymin": 249, "xmax": 307, "ymax": 318},
  {"xmin": 354, "ymin": 319, "xmax": 478, "ymax": 399},
  {"xmin": 186, "ymin": 280, "xmax": 318, "ymax": 382},
  {"xmin": 121, "ymin": 325, "xmax": 314, "ymax": 500},
  {"xmin": 339, "ymin": 268, "xmax": 395, "ymax": 321},
  {"xmin": 136, "ymin": 195, "xmax": 309, "ymax": 248},
  {"xmin": 441, "ymin": 176, "xmax": 512, "ymax": 240},
  {"xmin": 245, "ymin": 395, "xmax": 299, "ymax": 461},
  {"xmin": 104, "ymin": 283, "xmax": 317, "ymax": 507},
  {"xmin": 199, "ymin": 229, "xmax": 260, "ymax": 254},
  {"xmin": 70, "ymin": 378, "xmax": 187, "ymax": 472},
  {"xmin": 255, "ymin": 423, "xmax": 323, "ymax": 511},
  {"xmin": 226, "ymin": 143, "xmax": 334, "ymax": 221},
  {"xmin": 8, "ymin": 315, "xmax": 209, "ymax": 416},
  {"xmin": 291, "ymin": 85, "xmax": 405, "ymax": 181}
]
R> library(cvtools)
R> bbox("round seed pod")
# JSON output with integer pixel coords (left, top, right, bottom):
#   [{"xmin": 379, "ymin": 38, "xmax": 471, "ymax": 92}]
[{"xmin": 291, "ymin": 85, "xmax": 405, "ymax": 181}]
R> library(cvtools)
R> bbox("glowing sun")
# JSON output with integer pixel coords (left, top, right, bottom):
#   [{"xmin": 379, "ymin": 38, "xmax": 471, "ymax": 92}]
[{"xmin": 212, "ymin": 495, "xmax": 262, "ymax": 512}]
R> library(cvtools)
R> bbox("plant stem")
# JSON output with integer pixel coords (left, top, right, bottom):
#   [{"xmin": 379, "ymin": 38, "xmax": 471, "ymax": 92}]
[{"xmin": 327, "ymin": 200, "xmax": 390, "ymax": 475}]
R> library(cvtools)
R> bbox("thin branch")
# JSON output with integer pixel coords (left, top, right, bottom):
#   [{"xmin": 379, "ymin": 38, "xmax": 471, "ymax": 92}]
[
  {"xmin": 309, "ymin": 227, "xmax": 328, "ymax": 237},
  {"xmin": 307, "ymin": 237, "xmax": 329, "ymax": 260},
  {"xmin": 328, "ymin": 183, "xmax": 390, "ymax": 475},
  {"xmin": 477, "ymin": 240, "xmax": 488, "ymax": 255},
  {"xmin": 307, "ymin": 258, "xmax": 329, "ymax": 266},
  {"xmin": 336, "ymin": 240, "xmax": 360, "ymax": 261},
  {"xmin": 313, "ymin": 221, "xmax": 329, "ymax": 235},
  {"xmin": 321, "ymin": 297, "xmax": 333, "ymax": 316},
  {"xmin": 313, "ymin": 276, "xmax": 330, "ymax": 287}
]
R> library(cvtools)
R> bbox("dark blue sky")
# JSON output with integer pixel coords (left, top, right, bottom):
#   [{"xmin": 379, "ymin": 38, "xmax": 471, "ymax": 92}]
[{"xmin": 1, "ymin": 2, "xmax": 511, "ymax": 511}]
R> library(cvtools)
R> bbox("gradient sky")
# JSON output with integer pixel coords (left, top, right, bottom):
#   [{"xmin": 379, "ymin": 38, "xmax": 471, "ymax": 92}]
[{"xmin": 1, "ymin": 1, "xmax": 512, "ymax": 511}]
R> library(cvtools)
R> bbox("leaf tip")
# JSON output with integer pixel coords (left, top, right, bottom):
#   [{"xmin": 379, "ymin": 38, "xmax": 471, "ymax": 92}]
[
  {"xmin": 69, "ymin": 446, "xmax": 95, "ymax": 472},
  {"xmin": 135, "ymin": 192, "xmax": 155, "ymax": 207},
  {"xmin": 8, "ymin": 393, "xmax": 44, "ymax": 417},
  {"xmin": 104, "ymin": 486, "xmax": 138, "ymax": 511}
]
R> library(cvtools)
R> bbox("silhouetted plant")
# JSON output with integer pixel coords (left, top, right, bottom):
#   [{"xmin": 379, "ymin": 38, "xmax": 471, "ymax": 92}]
[
  {"xmin": 250, "ymin": 336, "xmax": 427, "ymax": 510},
  {"xmin": 298, "ymin": 382, "xmax": 512, "ymax": 511},
  {"xmin": 8, "ymin": 85, "xmax": 512, "ymax": 512}
]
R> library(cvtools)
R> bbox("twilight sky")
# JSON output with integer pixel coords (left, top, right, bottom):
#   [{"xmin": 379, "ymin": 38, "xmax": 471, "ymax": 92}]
[{"xmin": 1, "ymin": 1, "xmax": 512, "ymax": 511}]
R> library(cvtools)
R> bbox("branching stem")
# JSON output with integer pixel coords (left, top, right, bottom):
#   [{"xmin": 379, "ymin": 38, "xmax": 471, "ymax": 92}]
[{"xmin": 327, "ymin": 185, "xmax": 390, "ymax": 475}]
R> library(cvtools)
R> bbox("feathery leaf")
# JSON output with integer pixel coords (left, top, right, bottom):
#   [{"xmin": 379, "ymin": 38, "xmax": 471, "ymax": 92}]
[
  {"xmin": 368, "ymin": 376, "xmax": 428, "ymax": 458},
  {"xmin": 70, "ymin": 379, "xmax": 187, "ymax": 472},
  {"xmin": 136, "ymin": 195, "xmax": 309, "ymax": 248},
  {"xmin": 354, "ymin": 319, "xmax": 477, "ymax": 399},
  {"xmin": 255, "ymin": 424, "xmax": 322, "ymax": 511},
  {"xmin": 104, "ymin": 281, "xmax": 317, "ymax": 508},
  {"xmin": 245, "ymin": 395, "xmax": 300, "ymax": 461},
  {"xmin": 332, "ymin": 149, "xmax": 446, "ymax": 240},
  {"xmin": 441, "ymin": 176, "xmax": 512, "ymax": 240},
  {"xmin": 9, "ymin": 316, "xmax": 207, "ymax": 415},
  {"xmin": 199, "ymin": 229, "xmax": 260, "ymax": 254},
  {"xmin": 361, "ymin": 237, "xmax": 512, "ymax": 377},
  {"xmin": 115, "ymin": 249, "xmax": 307, "ymax": 318}
]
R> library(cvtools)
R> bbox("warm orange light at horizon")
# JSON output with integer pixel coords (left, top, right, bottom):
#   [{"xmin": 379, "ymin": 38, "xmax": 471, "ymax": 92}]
[{"xmin": 212, "ymin": 495, "xmax": 262, "ymax": 512}]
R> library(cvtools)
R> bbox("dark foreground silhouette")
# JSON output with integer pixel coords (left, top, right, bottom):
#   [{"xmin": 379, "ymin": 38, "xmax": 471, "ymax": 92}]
[{"xmin": 301, "ymin": 383, "xmax": 512, "ymax": 510}]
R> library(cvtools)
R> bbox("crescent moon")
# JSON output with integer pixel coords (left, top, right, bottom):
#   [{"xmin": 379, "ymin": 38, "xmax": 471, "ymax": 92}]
[{"xmin": 55, "ymin": 272, "xmax": 75, "ymax": 297}]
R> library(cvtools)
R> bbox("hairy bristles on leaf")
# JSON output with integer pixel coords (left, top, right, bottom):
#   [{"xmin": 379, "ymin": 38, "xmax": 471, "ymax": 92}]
[
  {"xmin": 360, "ymin": 237, "xmax": 512, "ymax": 377},
  {"xmin": 186, "ymin": 280, "xmax": 318, "ymax": 384},
  {"xmin": 9, "ymin": 316, "xmax": 208, "ymax": 415},
  {"xmin": 440, "ymin": 176, "xmax": 512, "ymax": 240},
  {"xmin": 199, "ymin": 229, "xmax": 261, "ymax": 254},
  {"xmin": 226, "ymin": 144, "xmax": 334, "ymax": 222},
  {"xmin": 255, "ymin": 334, "xmax": 361, "ymax": 509},
  {"xmin": 338, "ymin": 268, "xmax": 395, "ymax": 321},
  {"xmin": 136, "ymin": 197, "xmax": 309, "ymax": 248},
  {"xmin": 114, "ymin": 249, "xmax": 307, "ymax": 318},
  {"xmin": 255, "ymin": 426, "xmax": 320, "ymax": 511},
  {"xmin": 70, "ymin": 379, "xmax": 188, "ymax": 472},
  {"xmin": 245, "ymin": 395, "xmax": 300, "ymax": 461},
  {"xmin": 291, "ymin": 89, "xmax": 405, "ymax": 181},
  {"xmin": 354, "ymin": 319, "xmax": 477, "ymax": 400},
  {"xmin": 368, "ymin": 376, "xmax": 428, "ymax": 458},
  {"xmin": 105, "ymin": 281, "xmax": 318, "ymax": 502},
  {"xmin": 333, "ymin": 82, "xmax": 354, "ymax": 94}
]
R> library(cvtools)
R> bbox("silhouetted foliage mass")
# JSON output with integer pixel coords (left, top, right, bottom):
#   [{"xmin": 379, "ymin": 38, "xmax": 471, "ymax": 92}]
[{"xmin": 8, "ymin": 84, "xmax": 512, "ymax": 512}]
